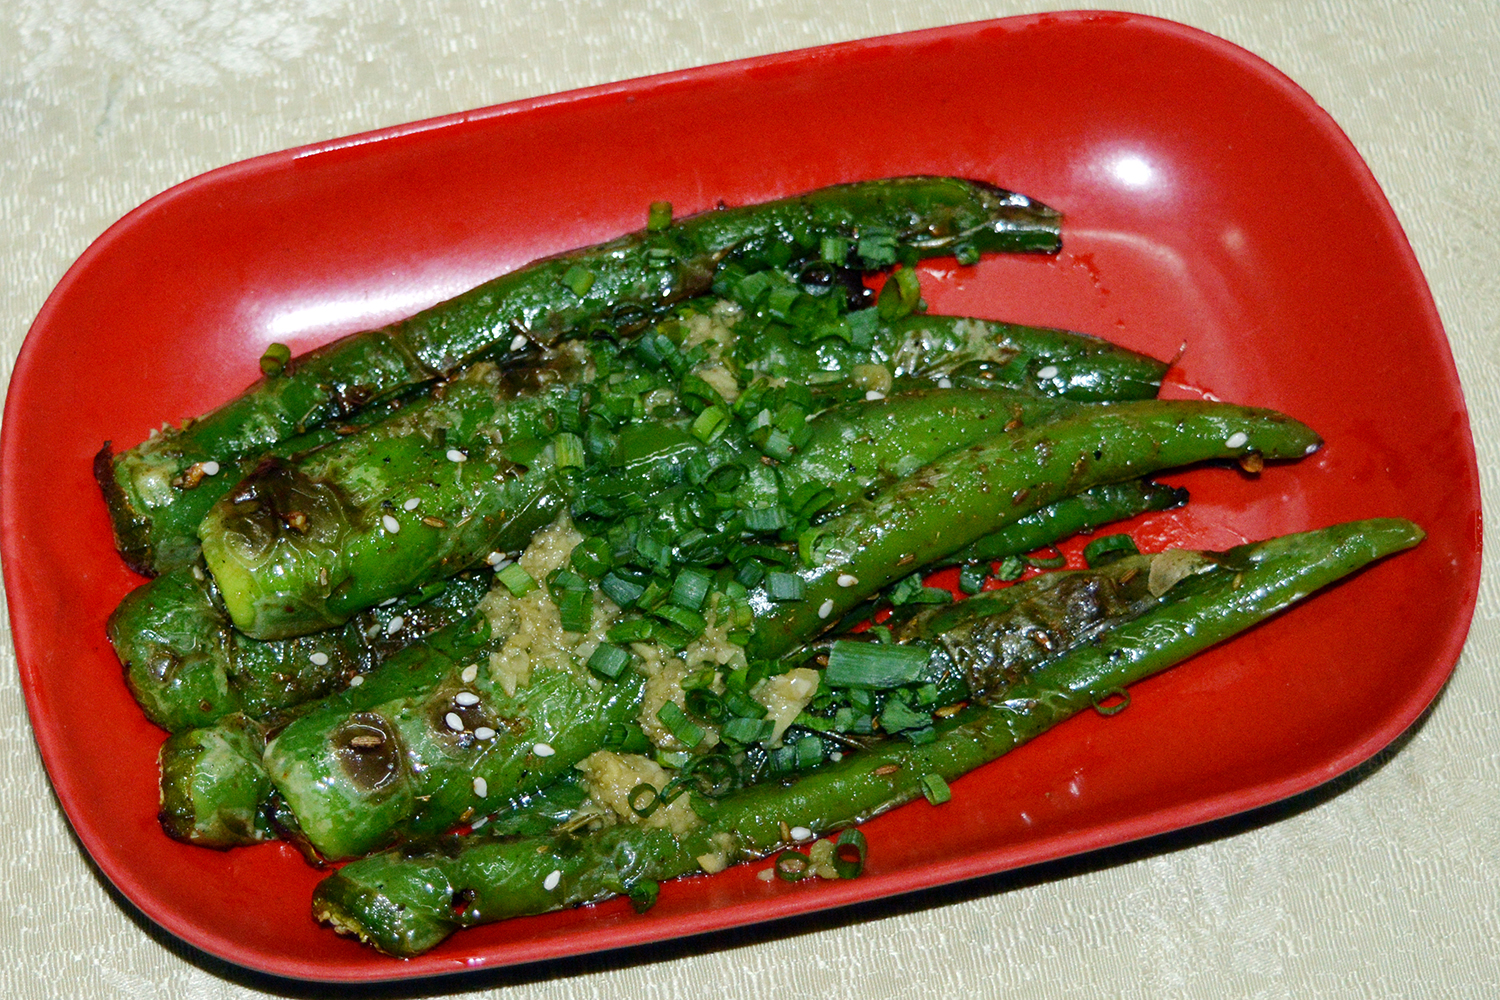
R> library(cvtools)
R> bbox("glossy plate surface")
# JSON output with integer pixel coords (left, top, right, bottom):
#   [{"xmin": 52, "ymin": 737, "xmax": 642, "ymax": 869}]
[{"xmin": 2, "ymin": 11, "xmax": 1479, "ymax": 983}]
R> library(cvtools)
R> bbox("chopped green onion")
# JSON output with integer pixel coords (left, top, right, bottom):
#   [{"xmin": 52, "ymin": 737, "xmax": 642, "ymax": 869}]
[
  {"xmin": 743, "ymin": 505, "xmax": 789, "ymax": 533},
  {"xmin": 552, "ymin": 432, "xmax": 585, "ymax": 469},
  {"xmin": 646, "ymin": 201, "xmax": 673, "ymax": 231},
  {"xmin": 824, "ymin": 640, "xmax": 929, "ymax": 689},
  {"xmin": 656, "ymin": 700, "xmax": 705, "ymax": 748},
  {"xmin": 819, "ymin": 235, "xmax": 850, "ymax": 264},
  {"xmin": 877, "ymin": 266, "xmax": 922, "ymax": 321},
  {"xmin": 887, "ymin": 573, "xmax": 953, "ymax": 606},
  {"xmin": 685, "ymin": 688, "xmax": 727, "ymax": 724},
  {"xmin": 599, "ymin": 572, "xmax": 645, "ymax": 608},
  {"xmin": 570, "ymin": 536, "xmax": 613, "ymax": 578},
  {"xmin": 958, "ymin": 563, "xmax": 988, "ymax": 595},
  {"xmin": 587, "ymin": 642, "xmax": 632, "ymax": 680},
  {"xmin": 258, "ymin": 342, "xmax": 292, "ymax": 376},
  {"xmin": 690, "ymin": 406, "xmax": 730, "ymax": 443},
  {"xmin": 878, "ymin": 697, "xmax": 932, "ymax": 734},
  {"xmin": 774, "ymin": 851, "xmax": 809, "ymax": 882},
  {"xmin": 1084, "ymin": 534, "xmax": 1140, "ymax": 567},
  {"xmin": 626, "ymin": 879, "xmax": 660, "ymax": 913},
  {"xmin": 562, "ymin": 265, "xmax": 596, "ymax": 297},
  {"xmin": 995, "ymin": 556, "xmax": 1027, "ymax": 581},
  {"xmin": 628, "ymin": 783, "xmax": 660, "ymax": 817},
  {"xmin": 765, "ymin": 571, "xmax": 806, "ymax": 602},
  {"xmin": 1029, "ymin": 552, "xmax": 1068, "ymax": 569},
  {"xmin": 833, "ymin": 829, "xmax": 867, "ymax": 879},
  {"xmin": 652, "ymin": 603, "xmax": 706, "ymax": 639},
  {"xmin": 606, "ymin": 618, "xmax": 654, "ymax": 644},
  {"xmin": 857, "ymin": 231, "xmax": 898, "ymax": 266},
  {"xmin": 669, "ymin": 568, "xmax": 712, "ymax": 611},
  {"xmin": 496, "ymin": 563, "xmax": 537, "ymax": 597},
  {"xmin": 549, "ymin": 568, "xmax": 589, "ymax": 593},
  {"xmin": 1092, "ymin": 687, "xmax": 1131, "ymax": 717},
  {"xmin": 721, "ymin": 716, "xmax": 773, "ymax": 744},
  {"xmin": 557, "ymin": 589, "xmax": 593, "ymax": 633},
  {"xmin": 920, "ymin": 773, "xmax": 952, "ymax": 805},
  {"xmin": 794, "ymin": 734, "xmax": 823, "ymax": 769}
]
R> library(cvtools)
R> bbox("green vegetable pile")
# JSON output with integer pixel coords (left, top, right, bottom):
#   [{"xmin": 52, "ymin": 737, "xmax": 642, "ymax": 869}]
[{"xmin": 97, "ymin": 177, "xmax": 1422, "ymax": 958}]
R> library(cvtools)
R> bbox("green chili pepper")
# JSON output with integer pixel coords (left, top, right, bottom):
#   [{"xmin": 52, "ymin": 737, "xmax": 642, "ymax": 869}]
[
  {"xmin": 309, "ymin": 518, "xmax": 1421, "ymax": 957},
  {"xmin": 109, "ymin": 564, "xmax": 492, "ymax": 732},
  {"xmin": 100, "ymin": 177, "xmax": 1061, "ymax": 575},
  {"xmin": 745, "ymin": 400, "xmax": 1322, "ymax": 660}
]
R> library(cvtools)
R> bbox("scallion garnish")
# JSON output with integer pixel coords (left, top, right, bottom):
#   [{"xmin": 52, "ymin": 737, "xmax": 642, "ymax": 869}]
[
  {"xmin": 1084, "ymin": 534, "xmax": 1141, "ymax": 567},
  {"xmin": 669, "ymin": 568, "xmax": 712, "ymax": 611},
  {"xmin": 958, "ymin": 563, "xmax": 988, "ymax": 595},
  {"xmin": 691, "ymin": 406, "xmax": 730, "ymax": 443},
  {"xmin": 656, "ymin": 700, "xmax": 705, "ymax": 748},
  {"xmin": 599, "ymin": 572, "xmax": 645, "ymax": 608},
  {"xmin": 496, "ymin": 563, "xmax": 537, "ymax": 597},
  {"xmin": 628, "ymin": 783, "xmax": 660, "ymax": 818},
  {"xmin": 824, "ymin": 640, "xmax": 930, "ymax": 689},
  {"xmin": 920, "ymin": 774, "xmax": 952, "ymax": 805},
  {"xmin": 586, "ymin": 642, "xmax": 631, "ymax": 680},
  {"xmin": 646, "ymin": 201, "xmax": 673, "ymax": 232},
  {"xmin": 552, "ymin": 432, "xmax": 585, "ymax": 469},
  {"xmin": 765, "ymin": 570, "xmax": 806, "ymax": 602},
  {"xmin": 833, "ymin": 829, "xmax": 867, "ymax": 879},
  {"xmin": 774, "ymin": 850, "xmax": 809, "ymax": 882},
  {"xmin": 562, "ymin": 265, "xmax": 596, "ymax": 297}
]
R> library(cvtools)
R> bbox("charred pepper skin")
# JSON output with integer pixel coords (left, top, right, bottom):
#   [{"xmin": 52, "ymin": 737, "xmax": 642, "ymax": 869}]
[
  {"xmin": 197, "ymin": 358, "xmax": 580, "ymax": 641},
  {"xmin": 310, "ymin": 518, "xmax": 1422, "ymax": 957},
  {"xmin": 745, "ymin": 400, "xmax": 1324, "ymax": 660},
  {"xmin": 263, "ymin": 644, "xmax": 649, "ymax": 862},
  {"xmin": 100, "ymin": 177, "xmax": 1062, "ymax": 576}
]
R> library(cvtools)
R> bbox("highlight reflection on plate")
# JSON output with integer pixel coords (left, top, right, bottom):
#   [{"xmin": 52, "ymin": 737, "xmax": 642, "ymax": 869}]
[{"xmin": 1, "ymin": 11, "xmax": 1478, "ymax": 983}]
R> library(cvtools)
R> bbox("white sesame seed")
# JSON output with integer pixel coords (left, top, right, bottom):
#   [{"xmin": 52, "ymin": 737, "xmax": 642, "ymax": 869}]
[
  {"xmin": 533, "ymin": 742, "xmax": 556, "ymax": 757},
  {"xmin": 474, "ymin": 726, "xmax": 496, "ymax": 740},
  {"xmin": 455, "ymin": 692, "xmax": 480, "ymax": 706},
  {"xmin": 385, "ymin": 615, "xmax": 405, "ymax": 635},
  {"xmin": 472, "ymin": 776, "xmax": 488, "ymax": 797},
  {"xmin": 936, "ymin": 377, "xmax": 952, "ymax": 389},
  {"xmin": 364, "ymin": 623, "xmax": 381, "ymax": 639},
  {"xmin": 790, "ymin": 826, "xmax": 813, "ymax": 842},
  {"xmin": 1225, "ymin": 431, "xmax": 1250, "ymax": 449},
  {"xmin": 510, "ymin": 334, "xmax": 529, "ymax": 352},
  {"xmin": 830, "ymin": 751, "xmax": 843, "ymax": 762},
  {"xmin": 470, "ymin": 815, "xmax": 488, "ymax": 830},
  {"xmin": 836, "ymin": 573, "xmax": 859, "ymax": 588},
  {"xmin": 309, "ymin": 652, "xmax": 329, "ymax": 666},
  {"xmin": 381, "ymin": 514, "xmax": 400, "ymax": 534},
  {"xmin": 461, "ymin": 664, "xmax": 480, "ymax": 683},
  {"xmin": 1037, "ymin": 365, "xmax": 1060, "ymax": 380},
  {"xmin": 191, "ymin": 565, "xmax": 205, "ymax": 581},
  {"xmin": 402, "ymin": 497, "xmax": 420, "ymax": 511},
  {"xmin": 543, "ymin": 869, "xmax": 562, "ymax": 891},
  {"xmin": 817, "ymin": 598, "xmax": 835, "ymax": 619},
  {"xmin": 446, "ymin": 448, "xmax": 467, "ymax": 463},
  {"xmin": 201, "ymin": 460, "xmax": 220, "ymax": 476},
  {"xmin": 379, "ymin": 597, "xmax": 399, "ymax": 607},
  {"xmin": 348, "ymin": 675, "xmax": 365, "ymax": 688},
  {"xmin": 1305, "ymin": 443, "xmax": 1319, "ymax": 455},
  {"xmin": 445, "ymin": 712, "xmax": 465, "ymax": 732},
  {"xmin": 485, "ymin": 551, "xmax": 505, "ymax": 566},
  {"xmin": 864, "ymin": 390, "xmax": 886, "ymax": 401}
]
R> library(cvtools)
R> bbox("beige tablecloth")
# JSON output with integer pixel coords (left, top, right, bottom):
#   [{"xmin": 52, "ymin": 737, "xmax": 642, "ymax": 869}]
[{"xmin": 4, "ymin": 2, "xmax": 1497, "ymax": 996}]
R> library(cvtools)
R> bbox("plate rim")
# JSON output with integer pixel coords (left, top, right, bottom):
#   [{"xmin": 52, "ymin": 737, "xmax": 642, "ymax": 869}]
[{"xmin": 3, "ymin": 9, "xmax": 1481, "ymax": 983}]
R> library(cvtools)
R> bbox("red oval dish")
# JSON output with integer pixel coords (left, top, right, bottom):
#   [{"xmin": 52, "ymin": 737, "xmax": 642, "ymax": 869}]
[{"xmin": 1, "ymin": 11, "xmax": 1479, "ymax": 983}]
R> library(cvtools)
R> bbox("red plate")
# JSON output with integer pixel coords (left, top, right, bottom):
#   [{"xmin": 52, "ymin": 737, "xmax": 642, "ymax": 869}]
[{"xmin": 2, "ymin": 11, "xmax": 1478, "ymax": 983}]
